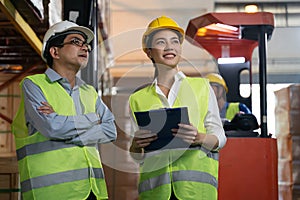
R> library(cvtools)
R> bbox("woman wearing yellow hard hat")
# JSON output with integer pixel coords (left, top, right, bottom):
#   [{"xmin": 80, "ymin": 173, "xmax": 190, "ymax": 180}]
[{"xmin": 129, "ymin": 16, "xmax": 226, "ymax": 200}]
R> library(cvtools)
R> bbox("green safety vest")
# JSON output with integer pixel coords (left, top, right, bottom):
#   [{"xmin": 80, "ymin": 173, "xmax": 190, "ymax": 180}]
[
  {"xmin": 226, "ymin": 102, "xmax": 240, "ymax": 120},
  {"xmin": 11, "ymin": 74, "xmax": 108, "ymax": 200},
  {"xmin": 129, "ymin": 77, "xmax": 219, "ymax": 200}
]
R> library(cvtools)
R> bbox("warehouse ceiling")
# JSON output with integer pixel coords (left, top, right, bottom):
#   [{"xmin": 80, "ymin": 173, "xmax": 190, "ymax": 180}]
[{"xmin": 0, "ymin": 0, "xmax": 48, "ymax": 84}]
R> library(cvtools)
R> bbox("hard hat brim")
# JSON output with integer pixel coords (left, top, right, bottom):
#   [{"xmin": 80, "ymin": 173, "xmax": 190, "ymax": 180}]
[
  {"xmin": 142, "ymin": 26, "xmax": 184, "ymax": 53},
  {"xmin": 143, "ymin": 26, "xmax": 184, "ymax": 40},
  {"xmin": 63, "ymin": 26, "xmax": 94, "ymax": 43}
]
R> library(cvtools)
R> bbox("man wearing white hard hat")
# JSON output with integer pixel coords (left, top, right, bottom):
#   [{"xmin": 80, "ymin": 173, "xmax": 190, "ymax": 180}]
[{"xmin": 12, "ymin": 20, "xmax": 117, "ymax": 200}]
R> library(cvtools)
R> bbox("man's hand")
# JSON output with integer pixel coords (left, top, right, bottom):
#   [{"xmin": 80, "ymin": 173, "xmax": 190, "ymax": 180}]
[{"xmin": 37, "ymin": 102, "xmax": 54, "ymax": 115}]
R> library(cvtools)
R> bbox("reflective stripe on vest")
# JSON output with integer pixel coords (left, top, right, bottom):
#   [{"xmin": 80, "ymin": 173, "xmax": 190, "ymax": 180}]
[
  {"xmin": 16, "ymin": 140, "xmax": 75, "ymax": 160},
  {"xmin": 21, "ymin": 167, "xmax": 104, "ymax": 193},
  {"xmin": 11, "ymin": 74, "xmax": 107, "ymax": 199},
  {"xmin": 139, "ymin": 170, "xmax": 218, "ymax": 193},
  {"xmin": 129, "ymin": 77, "xmax": 219, "ymax": 200}
]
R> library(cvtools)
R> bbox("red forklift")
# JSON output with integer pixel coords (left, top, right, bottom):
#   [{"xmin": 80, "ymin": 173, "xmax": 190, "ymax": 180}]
[{"xmin": 186, "ymin": 12, "xmax": 278, "ymax": 200}]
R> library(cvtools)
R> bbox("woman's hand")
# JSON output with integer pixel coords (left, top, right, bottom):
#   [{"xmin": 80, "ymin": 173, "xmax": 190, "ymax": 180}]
[
  {"xmin": 130, "ymin": 129, "xmax": 157, "ymax": 153},
  {"xmin": 37, "ymin": 102, "xmax": 54, "ymax": 115},
  {"xmin": 172, "ymin": 123, "xmax": 219, "ymax": 150},
  {"xmin": 172, "ymin": 123, "xmax": 204, "ymax": 146}
]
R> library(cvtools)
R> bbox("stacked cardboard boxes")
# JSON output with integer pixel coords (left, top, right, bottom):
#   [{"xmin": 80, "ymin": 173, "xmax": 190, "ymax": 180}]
[
  {"xmin": 0, "ymin": 82, "xmax": 21, "ymax": 200},
  {"xmin": 275, "ymin": 84, "xmax": 300, "ymax": 200}
]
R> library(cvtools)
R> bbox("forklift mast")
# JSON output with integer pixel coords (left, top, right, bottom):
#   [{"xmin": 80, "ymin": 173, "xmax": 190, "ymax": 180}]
[
  {"xmin": 186, "ymin": 11, "xmax": 274, "ymax": 137},
  {"xmin": 186, "ymin": 12, "xmax": 278, "ymax": 200}
]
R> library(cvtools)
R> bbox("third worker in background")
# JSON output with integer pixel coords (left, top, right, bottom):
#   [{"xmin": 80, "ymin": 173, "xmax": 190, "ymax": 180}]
[{"xmin": 205, "ymin": 73, "xmax": 251, "ymax": 121}]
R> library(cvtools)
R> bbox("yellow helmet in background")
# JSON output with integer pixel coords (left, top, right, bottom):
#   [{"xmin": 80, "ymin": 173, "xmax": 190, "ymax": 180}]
[
  {"xmin": 205, "ymin": 73, "xmax": 228, "ymax": 93},
  {"xmin": 142, "ymin": 16, "xmax": 185, "ymax": 53}
]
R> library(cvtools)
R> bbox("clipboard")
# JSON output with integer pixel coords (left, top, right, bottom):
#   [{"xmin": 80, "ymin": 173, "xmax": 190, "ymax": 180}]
[{"xmin": 134, "ymin": 107, "xmax": 190, "ymax": 151}]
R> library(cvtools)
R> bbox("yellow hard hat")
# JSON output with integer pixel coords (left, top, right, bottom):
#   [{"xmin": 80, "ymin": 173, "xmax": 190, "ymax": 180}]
[
  {"xmin": 205, "ymin": 73, "xmax": 228, "ymax": 93},
  {"xmin": 142, "ymin": 16, "xmax": 184, "ymax": 53}
]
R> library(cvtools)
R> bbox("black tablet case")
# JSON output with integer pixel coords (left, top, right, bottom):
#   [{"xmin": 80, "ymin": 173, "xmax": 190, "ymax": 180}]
[{"xmin": 134, "ymin": 107, "xmax": 190, "ymax": 151}]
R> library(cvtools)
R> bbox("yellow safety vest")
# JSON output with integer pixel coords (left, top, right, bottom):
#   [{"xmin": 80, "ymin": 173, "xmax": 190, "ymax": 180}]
[
  {"xmin": 11, "ymin": 74, "xmax": 108, "ymax": 200},
  {"xmin": 129, "ymin": 77, "xmax": 219, "ymax": 200},
  {"xmin": 226, "ymin": 102, "xmax": 240, "ymax": 120}
]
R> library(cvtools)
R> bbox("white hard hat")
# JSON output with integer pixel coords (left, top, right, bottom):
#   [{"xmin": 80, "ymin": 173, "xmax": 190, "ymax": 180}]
[{"xmin": 41, "ymin": 20, "xmax": 94, "ymax": 61}]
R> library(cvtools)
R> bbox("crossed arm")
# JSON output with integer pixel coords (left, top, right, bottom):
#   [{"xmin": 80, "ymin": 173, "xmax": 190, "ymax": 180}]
[{"xmin": 23, "ymin": 79, "xmax": 117, "ymax": 145}]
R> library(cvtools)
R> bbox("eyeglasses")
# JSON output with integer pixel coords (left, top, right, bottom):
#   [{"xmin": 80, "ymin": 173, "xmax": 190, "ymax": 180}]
[{"xmin": 57, "ymin": 38, "xmax": 91, "ymax": 52}]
